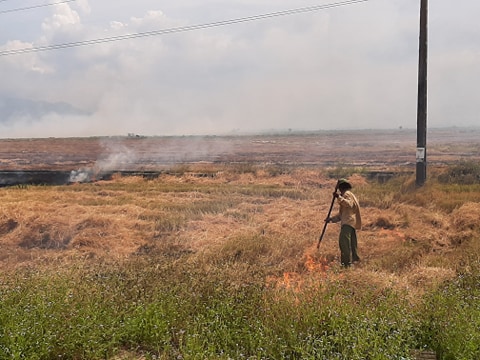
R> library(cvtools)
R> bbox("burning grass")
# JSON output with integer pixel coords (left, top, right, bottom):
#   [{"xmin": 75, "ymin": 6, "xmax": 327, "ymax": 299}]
[{"xmin": 0, "ymin": 166, "xmax": 479, "ymax": 359}]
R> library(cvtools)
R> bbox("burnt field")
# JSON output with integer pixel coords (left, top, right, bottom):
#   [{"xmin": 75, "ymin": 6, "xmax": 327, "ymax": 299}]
[{"xmin": 0, "ymin": 127, "xmax": 479, "ymax": 186}]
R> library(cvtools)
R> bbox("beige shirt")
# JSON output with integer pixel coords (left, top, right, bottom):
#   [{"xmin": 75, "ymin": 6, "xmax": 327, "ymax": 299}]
[{"xmin": 331, "ymin": 190, "xmax": 362, "ymax": 230}]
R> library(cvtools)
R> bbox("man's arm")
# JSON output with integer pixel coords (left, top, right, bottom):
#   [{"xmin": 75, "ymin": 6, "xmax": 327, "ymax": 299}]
[
  {"xmin": 338, "ymin": 191, "xmax": 355, "ymax": 209},
  {"xmin": 326, "ymin": 213, "xmax": 341, "ymax": 223}
]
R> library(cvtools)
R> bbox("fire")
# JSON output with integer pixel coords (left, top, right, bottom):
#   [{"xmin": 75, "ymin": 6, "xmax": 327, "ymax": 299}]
[
  {"xmin": 265, "ymin": 245, "xmax": 337, "ymax": 294},
  {"xmin": 305, "ymin": 254, "xmax": 329, "ymax": 273},
  {"xmin": 267, "ymin": 254, "xmax": 332, "ymax": 292},
  {"xmin": 281, "ymin": 272, "xmax": 303, "ymax": 292}
]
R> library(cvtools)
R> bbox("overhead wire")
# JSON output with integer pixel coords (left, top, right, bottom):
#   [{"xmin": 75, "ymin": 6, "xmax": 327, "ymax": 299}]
[
  {"xmin": 0, "ymin": 0, "xmax": 76, "ymax": 14},
  {"xmin": 0, "ymin": 0, "xmax": 368, "ymax": 57}
]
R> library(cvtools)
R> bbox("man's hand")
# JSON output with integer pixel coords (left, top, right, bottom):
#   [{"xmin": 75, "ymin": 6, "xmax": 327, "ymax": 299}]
[
  {"xmin": 333, "ymin": 191, "xmax": 339, "ymax": 198},
  {"xmin": 325, "ymin": 217, "xmax": 332, "ymax": 223}
]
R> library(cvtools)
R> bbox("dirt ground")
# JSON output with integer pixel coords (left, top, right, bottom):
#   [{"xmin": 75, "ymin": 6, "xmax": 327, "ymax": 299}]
[{"xmin": 1, "ymin": 128, "xmax": 479, "ymax": 171}]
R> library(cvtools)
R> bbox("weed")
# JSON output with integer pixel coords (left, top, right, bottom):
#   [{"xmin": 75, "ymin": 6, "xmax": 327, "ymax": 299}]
[
  {"xmin": 326, "ymin": 165, "xmax": 366, "ymax": 180},
  {"xmin": 437, "ymin": 161, "xmax": 480, "ymax": 184},
  {"xmin": 419, "ymin": 258, "xmax": 480, "ymax": 359}
]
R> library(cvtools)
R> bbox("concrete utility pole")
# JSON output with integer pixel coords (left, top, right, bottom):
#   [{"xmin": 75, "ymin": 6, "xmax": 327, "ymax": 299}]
[{"xmin": 416, "ymin": 0, "xmax": 428, "ymax": 186}]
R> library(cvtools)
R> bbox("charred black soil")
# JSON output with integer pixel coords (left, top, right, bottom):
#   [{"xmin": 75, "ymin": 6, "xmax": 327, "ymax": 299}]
[{"xmin": 0, "ymin": 128, "xmax": 478, "ymax": 186}]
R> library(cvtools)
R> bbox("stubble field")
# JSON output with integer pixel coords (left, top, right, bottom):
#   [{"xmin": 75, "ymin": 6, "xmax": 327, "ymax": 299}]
[{"xmin": 0, "ymin": 128, "xmax": 479, "ymax": 359}]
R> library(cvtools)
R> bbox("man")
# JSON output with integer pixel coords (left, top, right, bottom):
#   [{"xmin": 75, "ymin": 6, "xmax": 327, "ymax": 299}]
[{"xmin": 326, "ymin": 179, "xmax": 362, "ymax": 267}]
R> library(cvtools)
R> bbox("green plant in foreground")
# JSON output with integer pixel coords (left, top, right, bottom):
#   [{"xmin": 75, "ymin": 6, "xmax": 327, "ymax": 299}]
[
  {"xmin": 0, "ymin": 264, "xmax": 426, "ymax": 359},
  {"xmin": 1, "ymin": 259, "xmax": 480, "ymax": 359},
  {"xmin": 419, "ymin": 259, "xmax": 480, "ymax": 360}
]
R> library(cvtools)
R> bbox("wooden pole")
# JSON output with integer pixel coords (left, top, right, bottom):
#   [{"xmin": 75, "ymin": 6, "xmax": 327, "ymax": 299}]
[{"xmin": 416, "ymin": 0, "xmax": 428, "ymax": 186}]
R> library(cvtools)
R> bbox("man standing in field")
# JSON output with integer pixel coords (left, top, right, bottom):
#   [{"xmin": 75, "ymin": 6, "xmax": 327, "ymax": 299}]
[{"xmin": 326, "ymin": 179, "xmax": 362, "ymax": 267}]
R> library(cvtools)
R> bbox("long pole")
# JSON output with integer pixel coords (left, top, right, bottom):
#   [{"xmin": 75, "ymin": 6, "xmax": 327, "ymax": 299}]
[
  {"xmin": 317, "ymin": 193, "xmax": 336, "ymax": 249},
  {"xmin": 416, "ymin": 0, "xmax": 428, "ymax": 186},
  {"xmin": 317, "ymin": 181, "xmax": 339, "ymax": 249}
]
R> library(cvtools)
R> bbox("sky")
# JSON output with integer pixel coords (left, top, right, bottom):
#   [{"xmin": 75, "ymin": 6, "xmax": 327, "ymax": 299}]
[{"xmin": 0, "ymin": 0, "xmax": 479, "ymax": 138}]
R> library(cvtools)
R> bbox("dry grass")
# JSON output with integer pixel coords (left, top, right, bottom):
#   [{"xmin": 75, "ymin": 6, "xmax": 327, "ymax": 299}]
[
  {"xmin": 1, "ymin": 166, "xmax": 474, "ymax": 302},
  {"xmin": 2, "ymin": 166, "xmax": 480, "ymax": 359}
]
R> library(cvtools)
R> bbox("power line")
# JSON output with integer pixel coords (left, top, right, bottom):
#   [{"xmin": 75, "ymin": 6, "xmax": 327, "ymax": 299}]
[
  {"xmin": 0, "ymin": 0, "xmax": 76, "ymax": 14},
  {"xmin": 0, "ymin": 0, "xmax": 368, "ymax": 57}
]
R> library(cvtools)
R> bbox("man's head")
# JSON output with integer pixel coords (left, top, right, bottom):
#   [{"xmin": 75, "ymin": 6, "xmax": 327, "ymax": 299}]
[{"xmin": 337, "ymin": 178, "xmax": 352, "ymax": 192}]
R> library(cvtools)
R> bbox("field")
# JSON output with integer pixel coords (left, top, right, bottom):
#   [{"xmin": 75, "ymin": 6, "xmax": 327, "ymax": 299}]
[
  {"xmin": 0, "ymin": 128, "xmax": 479, "ymax": 359},
  {"xmin": 1, "ymin": 128, "xmax": 480, "ymax": 172}
]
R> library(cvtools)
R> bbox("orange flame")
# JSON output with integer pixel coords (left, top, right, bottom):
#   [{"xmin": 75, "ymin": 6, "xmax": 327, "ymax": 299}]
[
  {"xmin": 266, "ymin": 253, "xmax": 332, "ymax": 292},
  {"xmin": 305, "ymin": 254, "xmax": 329, "ymax": 273},
  {"xmin": 281, "ymin": 272, "xmax": 303, "ymax": 292}
]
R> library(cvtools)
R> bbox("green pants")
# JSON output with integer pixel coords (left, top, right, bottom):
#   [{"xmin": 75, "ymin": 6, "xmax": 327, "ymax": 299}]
[{"xmin": 339, "ymin": 225, "xmax": 360, "ymax": 266}]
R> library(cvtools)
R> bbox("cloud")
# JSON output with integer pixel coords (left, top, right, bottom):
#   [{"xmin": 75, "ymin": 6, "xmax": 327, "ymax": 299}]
[
  {"xmin": 0, "ymin": 0, "xmax": 479, "ymax": 138},
  {"xmin": 0, "ymin": 40, "xmax": 54, "ymax": 74},
  {"xmin": 41, "ymin": 3, "xmax": 82, "ymax": 37},
  {"xmin": 75, "ymin": 0, "xmax": 91, "ymax": 15}
]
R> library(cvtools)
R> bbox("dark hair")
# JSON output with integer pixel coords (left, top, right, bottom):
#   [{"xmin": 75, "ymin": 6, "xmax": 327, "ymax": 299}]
[{"xmin": 338, "ymin": 182, "xmax": 352, "ymax": 191}]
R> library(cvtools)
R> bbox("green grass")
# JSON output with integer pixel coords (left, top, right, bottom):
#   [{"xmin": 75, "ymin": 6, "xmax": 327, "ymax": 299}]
[
  {"xmin": 419, "ymin": 256, "xmax": 480, "ymax": 359},
  {"xmin": 1, "ymin": 254, "xmax": 479, "ymax": 359}
]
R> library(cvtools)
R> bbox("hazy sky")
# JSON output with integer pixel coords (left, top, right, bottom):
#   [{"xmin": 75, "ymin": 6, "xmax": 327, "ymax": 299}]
[{"xmin": 0, "ymin": 0, "xmax": 479, "ymax": 138}]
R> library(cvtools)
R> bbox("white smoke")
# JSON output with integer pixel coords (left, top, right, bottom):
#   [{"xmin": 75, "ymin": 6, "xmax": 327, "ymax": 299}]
[
  {"xmin": 69, "ymin": 140, "xmax": 138, "ymax": 183},
  {"xmin": 96, "ymin": 141, "xmax": 138, "ymax": 172},
  {"xmin": 69, "ymin": 168, "xmax": 93, "ymax": 183}
]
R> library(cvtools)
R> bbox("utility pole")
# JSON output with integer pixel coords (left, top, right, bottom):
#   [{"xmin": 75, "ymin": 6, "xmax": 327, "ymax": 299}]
[{"xmin": 416, "ymin": 0, "xmax": 428, "ymax": 186}]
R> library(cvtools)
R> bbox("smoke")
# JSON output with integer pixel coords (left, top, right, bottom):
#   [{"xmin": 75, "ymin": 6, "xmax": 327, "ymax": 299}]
[
  {"xmin": 65, "ymin": 134, "xmax": 240, "ymax": 183},
  {"xmin": 96, "ymin": 141, "xmax": 139, "ymax": 171},
  {"xmin": 69, "ymin": 140, "xmax": 138, "ymax": 183},
  {"xmin": 69, "ymin": 168, "xmax": 93, "ymax": 183}
]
